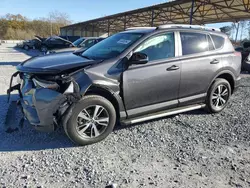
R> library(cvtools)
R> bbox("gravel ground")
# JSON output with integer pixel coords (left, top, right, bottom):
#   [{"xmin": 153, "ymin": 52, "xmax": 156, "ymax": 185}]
[{"xmin": 0, "ymin": 44, "xmax": 250, "ymax": 188}]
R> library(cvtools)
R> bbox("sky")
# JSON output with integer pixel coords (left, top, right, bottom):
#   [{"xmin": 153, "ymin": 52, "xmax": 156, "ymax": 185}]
[
  {"xmin": 0, "ymin": 0, "xmax": 231, "ymax": 26},
  {"xmin": 1, "ymin": 0, "xmax": 241, "ymax": 37},
  {"xmin": 0, "ymin": 0, "xmax": 171, "ymax": 22}
]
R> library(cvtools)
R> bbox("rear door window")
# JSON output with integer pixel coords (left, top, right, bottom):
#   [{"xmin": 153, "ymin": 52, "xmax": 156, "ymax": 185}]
[
  {"xmin": 211, "ymin": 35, "xmax": 225, "ymax": 49},
  {"xmin": 180, "ymin": 32, "xmax": 209, "ymax": 55}
]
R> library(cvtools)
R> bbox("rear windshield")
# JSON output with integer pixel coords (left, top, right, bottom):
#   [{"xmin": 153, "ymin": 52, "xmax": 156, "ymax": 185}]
[{"xmin": 211, "ymin": 35, "xmax": 225, "ymax": 49}]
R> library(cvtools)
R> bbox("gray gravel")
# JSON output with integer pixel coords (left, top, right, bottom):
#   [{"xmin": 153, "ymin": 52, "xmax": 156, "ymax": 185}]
[{"xmin": 0, "ymin": 44, "xmax": 250, "ymax": 188}]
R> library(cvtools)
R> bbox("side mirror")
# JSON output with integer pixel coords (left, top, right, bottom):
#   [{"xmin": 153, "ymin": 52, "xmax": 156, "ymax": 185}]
[{"xmin": 129, "ymin": 52, "xmax": 148, "ymax": 65}]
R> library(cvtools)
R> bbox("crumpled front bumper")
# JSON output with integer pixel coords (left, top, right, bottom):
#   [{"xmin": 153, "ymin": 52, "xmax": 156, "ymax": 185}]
[{"xmin": 7, "ymin": 72, "xmax": 68, "ymax": 132}]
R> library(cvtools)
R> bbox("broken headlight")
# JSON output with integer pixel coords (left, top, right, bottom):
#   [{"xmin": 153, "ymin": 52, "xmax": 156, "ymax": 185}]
[{"xmin": 32, "ymin": 78, "xmax": 59, "ymax": 90}]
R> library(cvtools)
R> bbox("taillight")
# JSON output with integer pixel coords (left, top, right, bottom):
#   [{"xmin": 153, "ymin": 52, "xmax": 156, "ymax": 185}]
[{"xmin": 234, "ymin": 51, "xmax": 241, "ymax": 57}]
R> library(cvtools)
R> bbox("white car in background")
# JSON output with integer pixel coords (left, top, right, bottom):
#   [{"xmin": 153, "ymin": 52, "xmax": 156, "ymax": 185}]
[{"xmin": 48, "ymin": 37, "xmax": 105, "ymax": 54}]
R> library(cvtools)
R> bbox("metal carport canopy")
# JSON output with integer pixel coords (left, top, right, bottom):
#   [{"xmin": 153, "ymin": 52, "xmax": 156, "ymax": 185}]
[{"xmin": 61, "ymin": 0, "xmax": 250, "ymax": 34}]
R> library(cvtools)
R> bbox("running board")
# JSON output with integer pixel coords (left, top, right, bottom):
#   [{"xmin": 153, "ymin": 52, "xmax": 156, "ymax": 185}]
[{"xmin": 122, "ymin": 104, "xmax": 206, "ymax": 125}]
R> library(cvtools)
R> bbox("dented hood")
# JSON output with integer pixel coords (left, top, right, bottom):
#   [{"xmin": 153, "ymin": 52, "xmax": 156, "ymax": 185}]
[{"xmin": 17, "ymin": 52, "xmax": 102, "ymax": 74}]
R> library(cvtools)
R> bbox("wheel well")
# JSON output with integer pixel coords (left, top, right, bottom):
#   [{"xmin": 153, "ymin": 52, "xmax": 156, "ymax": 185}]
[
  {"xmin": 85, "ymin": 86, "xmax": 120, "ymax": 120},
  {"xmin": 216, "ymin": 73, "xmax": 235, "ymax": 93}
]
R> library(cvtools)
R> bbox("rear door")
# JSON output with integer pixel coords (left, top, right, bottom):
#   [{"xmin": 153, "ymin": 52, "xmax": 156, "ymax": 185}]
[
  {"xmin": 178, "ymin": 31, "xmax": 223, "ymax": 105},
  {"xmin": 123, "ymin": 32, "xmax": 181, "ymax": 117}
]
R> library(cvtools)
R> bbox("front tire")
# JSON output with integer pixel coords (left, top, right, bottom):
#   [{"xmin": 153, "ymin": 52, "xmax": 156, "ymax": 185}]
[
  {"xmin": 64, "ymin": 95, "xmax": 116, "ymax": 145},
  {"xmin": 206, "ymin": 78, "xmax": 231, "ymax": 113}
]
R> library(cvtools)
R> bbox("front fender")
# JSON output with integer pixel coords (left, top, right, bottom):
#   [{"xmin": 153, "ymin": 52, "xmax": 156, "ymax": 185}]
[{"xmin": 72, "ymin": 71, "xmax": 126, "ymax": 118}]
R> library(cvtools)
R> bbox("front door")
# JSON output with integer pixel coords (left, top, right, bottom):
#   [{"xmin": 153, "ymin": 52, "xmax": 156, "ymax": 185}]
[{"xmin": 122, "ymin": 32, "xmax": 181, "ymax": 117}]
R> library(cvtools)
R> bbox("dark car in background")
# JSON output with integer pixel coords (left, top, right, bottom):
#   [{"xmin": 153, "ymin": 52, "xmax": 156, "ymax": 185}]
[
  {"xmin": 59, "ymin": 35, "xmax": 80, "ymax": 43},
  {"xmin": 22, "ymin": 36, "xmax": 46, "ymax": 50},
  {"xmin": 39, "ymin": 36, "xmax": 74, "ymax": 52},
  {"xmin": 16, "ymin": 36, "xmax": 46, "ymax": 50},
  {"xmin": 8, "ymin": 24, "xmax": 241, "ymax": 145},
  {"xmin": 235, "ymin": 41, "xmax": 250, "ymax": 70},
  {"xmin": 48, "ymin": 37, "xmax": 104, "ymax": 54}
]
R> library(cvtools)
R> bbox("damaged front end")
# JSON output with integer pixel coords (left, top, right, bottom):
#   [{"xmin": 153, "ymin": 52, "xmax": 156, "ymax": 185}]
[{"xmin": 7, "ymin": 70, "xmax": 85, "ymax": 132}]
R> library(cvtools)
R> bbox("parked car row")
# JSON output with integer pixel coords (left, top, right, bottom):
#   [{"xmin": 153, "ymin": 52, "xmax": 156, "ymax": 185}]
[
  {"xmin": 16, "ymin": 35, "xmax": 104, "ymax": 54},
  {"xmin": 48, "ymin": 37, "xmax": 104, "ymax": 54},
  {"xmin": 8, "ymin": 24, "xmax": 241, "ymax": 146}
]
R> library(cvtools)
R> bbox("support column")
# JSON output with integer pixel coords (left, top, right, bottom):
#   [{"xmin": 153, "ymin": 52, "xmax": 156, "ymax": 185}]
[
  {"xmin": 85, "ymin": 28, "xmax": 87, "ymax": 37},
  {"xmin": 81, "ymin": 27, "xmax": 84, "ymax": 37},
  {"xmin": 235, "ymin": 21, "xmax": 240, "ymax": 42},
  {"xmin": 189, "ymin": 0, "xmax": 195, "ymax": 25},
  {"xmin": 92, "ymin": 25, "xmax": 94, "ymax": 36},
  {"xmin": 124, "ymin": 15, "xmax": 127, "ymax": 30},
  {"xmin": 151, "ymin": 10, "xmax": 154, "ymax": 27},
  {"xmin": 107, "ymin": 20, "xmax": 110, "ymax": 36}
]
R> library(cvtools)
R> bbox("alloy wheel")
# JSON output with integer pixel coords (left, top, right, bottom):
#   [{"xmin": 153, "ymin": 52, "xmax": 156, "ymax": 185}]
[
  {"xmin": 211, "ymin": 84, "xmax": 229, "ymax": 109},
  {"xmin": 76, "ymin": 105, "xmax": 109, "ymax": 139}
]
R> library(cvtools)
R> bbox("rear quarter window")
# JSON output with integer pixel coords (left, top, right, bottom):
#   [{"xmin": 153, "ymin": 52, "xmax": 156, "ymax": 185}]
[{"xmin": 211, "ymin": 35, "xmax": 225, "ymax": 49}]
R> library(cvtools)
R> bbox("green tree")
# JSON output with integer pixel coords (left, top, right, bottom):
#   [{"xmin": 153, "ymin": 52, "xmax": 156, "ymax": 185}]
[{"xmin": 0, "ymin": 12, "xmax": 72, "ymax": 40}]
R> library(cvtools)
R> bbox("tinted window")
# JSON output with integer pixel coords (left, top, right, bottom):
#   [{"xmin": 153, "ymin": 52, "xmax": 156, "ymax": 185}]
[
  {"xmin": 135, "ymin": 32, "xmax": 175, "ymax": 61},
  {"xmin": 97, "ymin": 38, "xmax": 104, "ymax": 42},
  {"xmin": 80, "ymin": 39, "xmax": 96, "ymax": 48},
  {"xmin": 243, "ymin": 42, "xmax": 250, "ymax": 48},
  {"xmin": 181, "ymin": 32, "xmax": 209, "ymax": 55},
  {"xmin": 82, "ymin": 33, "xmax": 143, "ymax": 60},
  {"xmin": 73, "ymin": 38, "xmax": 85, "ymax": 46},
  {"xmin": 211, "ymin": 35, "xmax": 224, "ymax": 49},
  {"xmin": 55, "ymin": 39, "xmax": 64, "ymax": 45},
  {"xmin": 235, "ymin": 47, "xmax": 244, "ymax": 52}
]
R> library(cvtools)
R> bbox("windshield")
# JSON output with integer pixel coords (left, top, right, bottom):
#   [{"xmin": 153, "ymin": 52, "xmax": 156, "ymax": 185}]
[
  {"xmin": 73, "ymin": 38, "xmax": 85, "ymax": 47},
  {"xmin": 81, "ymin": 33, "xmax": 144, "ymax": 60}
]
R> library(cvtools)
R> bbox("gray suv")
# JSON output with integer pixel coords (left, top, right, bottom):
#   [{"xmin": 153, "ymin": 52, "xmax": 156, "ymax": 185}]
[{"xmin": 8, "ymin": 24, "xmax": 241, "ymax": 145}]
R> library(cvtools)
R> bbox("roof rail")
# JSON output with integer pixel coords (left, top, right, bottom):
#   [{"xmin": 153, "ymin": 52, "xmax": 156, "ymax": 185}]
[
  {"xmin": 157, "ymin": 24, "xmax": 221, "ymax": 32},
  {"xmin": 126, "ymin": 27, "xmax": 157, "ymax": 30}
]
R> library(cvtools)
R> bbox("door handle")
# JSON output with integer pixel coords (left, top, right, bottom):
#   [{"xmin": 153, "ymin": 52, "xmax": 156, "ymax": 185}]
[
  {"xmin": 167, "ymin": 65, "xmax": 179, "ymax": 71},
  {"xmin": 210, "ymin": 59, "xmax": 219, "ymax": 64}
]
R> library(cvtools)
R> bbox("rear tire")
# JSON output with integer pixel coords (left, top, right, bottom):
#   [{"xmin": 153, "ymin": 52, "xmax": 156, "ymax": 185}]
[
  {"xmin": 64, "ymin": 95, "xmax": 116, "ymax": 145},
  {"xmin": 205, "ymin": 78, "xmax": 231, "ymax": 113}
]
